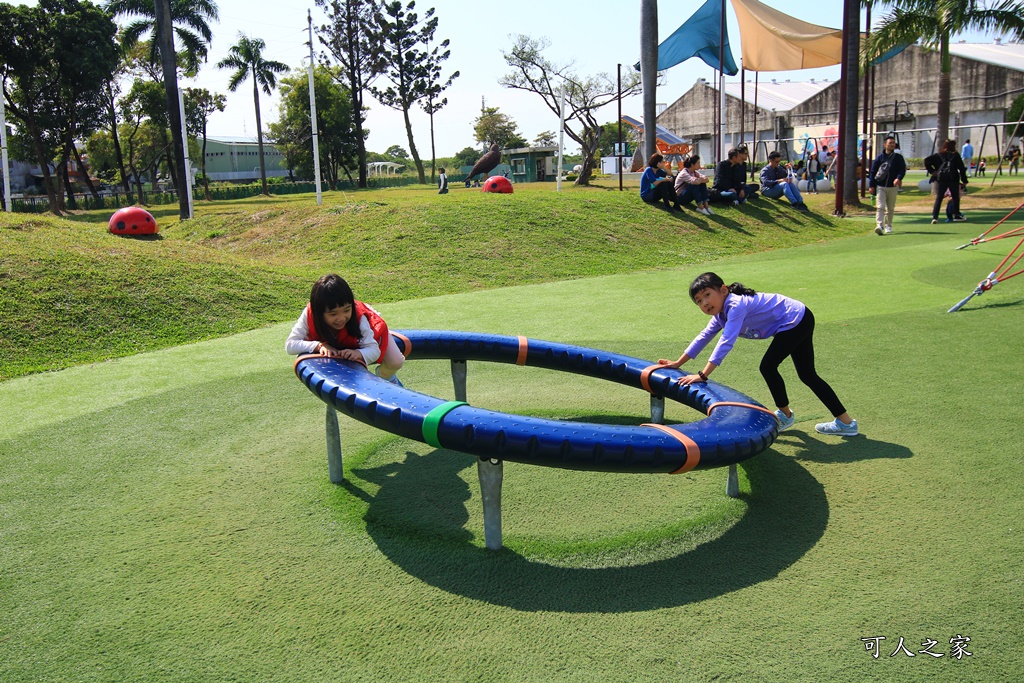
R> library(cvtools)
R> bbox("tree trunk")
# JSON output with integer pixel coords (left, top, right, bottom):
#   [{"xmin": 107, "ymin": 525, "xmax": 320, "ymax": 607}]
[
  {"xmin": 253, "ymin": 74, "xmax": 269, "ymax": 195},
  {"xmin": 154, "ymin": 0, "xmax": 190, "ymax": 220},
  {"xmin": 106, "ymin": 82, "xmax": 133, "ymax": 201},
  {"xmin": 60, "ymin": 152, "xmax": 76, "ymax": 210},
  {"xmin": 160, "ymin": 127, "xmax": 178, "ymax": 191},
  {"xmin": 937, "ymin": 29, "xmax": 951, "ymax": 145},
  {"xmin": 402, "ymin": 106, "xmax": 425, "ymax": 184},
  {"xmin": 428, "ymin": 103, "xmax": 436, "ymax": 183},
  {"xmin": 26, "ymin": 119, "xmax": 61, "ymax": 216},
  {"xmin": 72, "ymin": 142, "xmax": 101, "ymax": 202},
  {"xmin": 640, "ymin": 0, "xmax": 658, "ymax": 161},
  {"xmin": 842, "ymin": 0, "xmax": 861, "ymax": 207},
  {"xmin": 574, "ymin": 127, "xmax": 601, "ymax": 186},
  {"xmin": 131, "ymin": 165, "xmax": 145, "ymax": 204}
]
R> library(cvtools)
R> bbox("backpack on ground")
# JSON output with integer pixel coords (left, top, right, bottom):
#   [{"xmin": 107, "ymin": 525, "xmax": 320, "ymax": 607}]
[{"xmin": 938, "ymin": 155, "xmax": 958, "ymax": 184}]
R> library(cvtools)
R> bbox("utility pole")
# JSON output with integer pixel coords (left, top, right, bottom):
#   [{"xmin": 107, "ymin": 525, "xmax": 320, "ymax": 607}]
[{"xmin": 308, "ymin": 10, "xmax": 322, "ymax": 205}]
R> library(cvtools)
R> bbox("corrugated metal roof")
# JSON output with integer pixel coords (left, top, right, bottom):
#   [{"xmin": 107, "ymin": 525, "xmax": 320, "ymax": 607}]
[
  {"xmin": 948, "ymin": 41, "xmax": 1024, "ymax": 72},
  {"xmin": 721, "ymin": 79, "xmax": 833, "ymax": 112},
  {"xmin": 207, "ymin": 135, "xmax": 261, "ymax": 144}
]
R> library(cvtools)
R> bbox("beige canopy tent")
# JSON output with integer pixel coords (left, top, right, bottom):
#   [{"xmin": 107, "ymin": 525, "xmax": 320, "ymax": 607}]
[{"xmin": 731, "ymin": 0, "xmax": 843, "ymax": 72}]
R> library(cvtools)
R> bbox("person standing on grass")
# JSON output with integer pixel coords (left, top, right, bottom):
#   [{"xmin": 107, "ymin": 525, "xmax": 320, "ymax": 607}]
[
  {"xmin": 438, "ymin": 167, "xmax": 449, "ymax": 194},
  {"xmin": 658, "ymin": 271, "xmax": 858, "ymax": 436},
  {"xmin": 1010, "ymin": 146, "xmax": 1020, "ymax": 175},
  {"xmin": 640, "ymin": 153, "xmax": 682, "ymax": 211},
  {"xmin": 868, "ymin": 134, "xmax": 906, "ymax": 235},
  {"xmin": 925, "ymin": 139, "xmax": 969, "ymax": 224},
  {"xmin": 806, "ymin": 151, "xmax": 820, "ymax": 193},
  {"xmin": 961, "ymin": 139, "xmax": 974, "ymax": 172},
  {"xmin": 285, "ymin": 274, "xmax": 405, "ymax": 386},
  {"xmin": 759, "ymin": 152, "xmax": 809, "ymax": 212}
]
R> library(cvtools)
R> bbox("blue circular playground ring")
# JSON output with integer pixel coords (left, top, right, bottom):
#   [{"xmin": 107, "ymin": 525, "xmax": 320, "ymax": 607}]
[{"xmin": 294, "ymin": 330, "xmax": 779, "ymax": 474}]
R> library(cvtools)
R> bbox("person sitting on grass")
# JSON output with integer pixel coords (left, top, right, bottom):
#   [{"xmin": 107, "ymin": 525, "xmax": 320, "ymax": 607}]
[
  {"xmin": 710, "ymin": 148, "xmax": 748, "ymax": 204},
  {"xmin": 759, "ymin": 152, "xmax": 809, "ymax": 212},
  {"xmin": 658, "ymin": 271, "xmax": 858, "ymax": 436},
  {"xmin": 640, "ymin": 152, "xmax": 682, "ymax": 211},
  {"xmin": 673, "ymin": 155, "xmax": 713, "ymax": 216},
  {"xmin": 285, "ymin": 274, "xmax": 405, "ymax": 386}
]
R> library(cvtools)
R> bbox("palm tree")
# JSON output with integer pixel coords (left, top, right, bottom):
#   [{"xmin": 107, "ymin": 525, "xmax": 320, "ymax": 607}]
[
  {"xmin": 217, "ymin": 33, "xmax": 289, "ymax": 195},
  {"xmin": 868, "ymin": 0, "xmax": 1024, "ymax": 144},
  {"xmin": 105, "ymin": 0, "xmax": 218, "ymax": 74}
]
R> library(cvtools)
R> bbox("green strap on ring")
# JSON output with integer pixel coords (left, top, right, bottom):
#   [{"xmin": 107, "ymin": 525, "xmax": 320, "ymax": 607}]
[{"xmin": 422, "ymin": 401, "xmax": 468, "ymax": 448}]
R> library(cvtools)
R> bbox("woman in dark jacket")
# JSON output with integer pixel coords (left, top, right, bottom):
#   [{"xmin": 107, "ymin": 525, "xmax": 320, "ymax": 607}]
[{"xmin": 924, "ymin": 139, "xmax": 968, "ymax": 223}]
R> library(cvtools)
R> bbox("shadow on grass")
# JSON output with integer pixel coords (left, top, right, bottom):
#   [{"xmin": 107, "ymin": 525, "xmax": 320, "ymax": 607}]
[
  {"xmin": 345, "ymin": 445, "xmax": 827, "ymax": 613},
  {"xmin": 953, "ymin": 296, "xmax": 1024, "ymax": 312},
  {"xmin": 776, "ymin": 431, "xmax": 913, "ymax": 464}
]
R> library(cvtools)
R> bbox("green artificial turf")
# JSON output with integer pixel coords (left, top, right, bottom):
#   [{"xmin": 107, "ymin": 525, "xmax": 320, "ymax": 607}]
[{"xmin": 2, "ymin": 204, "xmax": 1022, "ymax": 680}]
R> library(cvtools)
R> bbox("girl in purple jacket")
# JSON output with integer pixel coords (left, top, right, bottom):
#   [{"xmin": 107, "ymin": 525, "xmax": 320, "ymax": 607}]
[{"xmin": 659, "ymin": 272, "xmax": 858, "ymax": 436}]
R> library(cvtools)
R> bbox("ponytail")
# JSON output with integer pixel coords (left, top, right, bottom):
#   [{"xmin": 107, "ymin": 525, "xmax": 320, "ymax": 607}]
[
  {"xmin": 727, "ymin": 282, "xmax": 757, "ymax": 296},
  {"xmin": 689, "ymin": 272, "xmax": 757, "ymax": 300}
]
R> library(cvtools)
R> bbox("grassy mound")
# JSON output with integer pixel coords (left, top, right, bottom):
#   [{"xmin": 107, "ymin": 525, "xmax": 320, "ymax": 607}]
[{"xmin": 1, "ymin": 183, "xmax": 863, "ymax": 379}]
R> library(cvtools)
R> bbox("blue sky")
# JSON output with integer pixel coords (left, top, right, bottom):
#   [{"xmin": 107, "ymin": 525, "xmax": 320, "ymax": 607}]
[{"xmin": 7, "ymin": 0, "xmax": 1013, "ymax": 157}]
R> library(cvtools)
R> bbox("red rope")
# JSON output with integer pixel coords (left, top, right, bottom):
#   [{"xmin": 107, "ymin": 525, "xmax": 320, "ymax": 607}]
[
  {"xmin": 993, "ymin": 235, "xmax": 1024, "ymax": 276},
  {"xmin": 973, "ymin": 199, "xmax": 1024, "ymax": 242}
]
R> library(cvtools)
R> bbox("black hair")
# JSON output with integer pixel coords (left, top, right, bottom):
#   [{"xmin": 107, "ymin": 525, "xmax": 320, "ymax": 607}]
[
  {"xmin": 727, "ymin": 148, "xmax": 740, "ymax": 160},
  {"xmin": 684, "ymin": 155, "xmax": 701, "ymax": 168},
  {"xmin": 648, "ymin": 153, "xmax": 664, "ymax": 168},
  {"xmin": 309, "ymin": 274, "xmax": 360, "ymax": 341},
  {"xmin": 688, "ymin": 271, "xmax": 757, "ymax": 300},
  {"xmin": 768, "ymin": 151, "xmax": 782, "ymax": 161}
]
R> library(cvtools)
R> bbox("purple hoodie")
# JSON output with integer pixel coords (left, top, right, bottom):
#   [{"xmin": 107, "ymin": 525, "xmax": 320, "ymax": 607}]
[{"xmin": 684, "ymin": 292, "xmax": 807, "ymax": 366}]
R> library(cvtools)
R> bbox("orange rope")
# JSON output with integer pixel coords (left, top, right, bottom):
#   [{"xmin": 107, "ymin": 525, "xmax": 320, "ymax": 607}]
[{"xmin": 642, "ymin": 423, "xmax": 701, "ymax": 473}]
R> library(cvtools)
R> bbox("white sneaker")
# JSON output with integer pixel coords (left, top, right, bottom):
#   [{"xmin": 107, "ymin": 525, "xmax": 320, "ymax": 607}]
[
  {"xmin": 884, "ymin": 226, "xmax": 892, "ymax": 234},
  {"xmin": 700, "ymin": 207, "xmax": 712, "ymax": 216},
  {"xmin": 705, "ymin": 206, "xmax": 714, "ymax": 215},
  {"xmin": 774, "ymin": 409, "xmax": 796, "ymax": 431},
  {"xmin": 815, "ymin": 418, "xmax": 858, "ymax": 436},
  {"xmin": 874, "ymin": 226, "xmax": 883, "ymax": 235},
  {"xmin": 931, "ymin": 219, "xmax": 938, "ymax": 224}
]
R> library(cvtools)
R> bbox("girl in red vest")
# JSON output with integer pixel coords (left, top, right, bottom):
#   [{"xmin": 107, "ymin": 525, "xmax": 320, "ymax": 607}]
[{"xmin": 285, "ymin": 274, "xmax": 405, "ymax": 385}]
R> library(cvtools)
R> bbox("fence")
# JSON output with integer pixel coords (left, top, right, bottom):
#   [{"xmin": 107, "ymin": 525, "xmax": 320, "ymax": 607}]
[{"xmin": 4, "ymin": 173, "xmax": 460, "ymax": 214}]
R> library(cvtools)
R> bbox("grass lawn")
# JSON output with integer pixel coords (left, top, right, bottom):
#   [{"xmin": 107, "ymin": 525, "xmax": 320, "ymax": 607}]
[{"xmin": 2, "ymin": 180, "xmax": 1023, "ymax": 681}]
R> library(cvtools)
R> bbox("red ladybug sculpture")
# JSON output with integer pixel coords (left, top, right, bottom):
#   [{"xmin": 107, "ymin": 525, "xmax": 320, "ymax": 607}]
[
  {"xmin": 108, "ymin": 207, "xmax": 158, "ymax": 235},
  {"xmin": 481, "ymin": 176, "xmax": 513, "ymax": 194}
]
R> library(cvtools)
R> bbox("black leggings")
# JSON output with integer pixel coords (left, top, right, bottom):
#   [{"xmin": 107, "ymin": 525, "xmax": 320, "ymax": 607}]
[
  {"xmin": 759, "ymin": 308, "xmax": 847, "ymax": 417},
  {"xmin": 932, "ymin": 181, "xmax": 961, "ymax": 220},
  {"xmin": 643, "ymin": 181, "xmax": 678, "ymax": 208}
]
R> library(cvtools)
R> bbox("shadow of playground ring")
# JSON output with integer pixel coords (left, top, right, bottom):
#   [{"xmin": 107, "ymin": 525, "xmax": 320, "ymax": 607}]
[{"xmin": 343, "ymin": 447, "xmax": 827, "ymax": 613}]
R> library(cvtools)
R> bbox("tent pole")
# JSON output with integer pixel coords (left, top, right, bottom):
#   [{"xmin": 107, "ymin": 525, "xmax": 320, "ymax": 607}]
[{"xmin": 740, "ymin": 63, "xmax": 746, "ymax": 148}]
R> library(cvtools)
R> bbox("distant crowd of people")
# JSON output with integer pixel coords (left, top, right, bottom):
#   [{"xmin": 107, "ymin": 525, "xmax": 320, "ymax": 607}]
[
  {"xmin": 641, "ymin": 136, "xmax": 1022, "ymax": 235},
  {"xmin": 639, "ymin": 144, "xmax": 809, "ymax": 216}
]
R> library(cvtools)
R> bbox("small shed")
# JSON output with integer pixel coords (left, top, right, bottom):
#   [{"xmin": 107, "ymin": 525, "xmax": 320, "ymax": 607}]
[{"xmin": 502, "ymin": 146, "xmax": 559, "ymax": 183}]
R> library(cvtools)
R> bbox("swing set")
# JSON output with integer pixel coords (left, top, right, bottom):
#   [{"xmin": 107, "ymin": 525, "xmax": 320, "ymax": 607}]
[{"xmin": 948, "ymin": 198, "xmax": 1024, "ymax": 312}]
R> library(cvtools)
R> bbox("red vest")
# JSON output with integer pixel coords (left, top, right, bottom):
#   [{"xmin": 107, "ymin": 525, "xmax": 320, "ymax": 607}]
[{"xmin": 305, "ymin": 301, "xmax": 390, "ymax": 359}]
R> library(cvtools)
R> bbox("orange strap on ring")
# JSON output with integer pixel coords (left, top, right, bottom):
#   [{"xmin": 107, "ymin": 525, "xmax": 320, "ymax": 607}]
[
  {"xmin": 640, "ymin": 364, "xmax": 663, "ymax": 393},
  {"xmin": 706, "ymin": 401, "xmax": 777, "ymax": 420},
  {"xmin": 642, "ymin": 423, "xmax": 701, "ymax": 473},
  {"xmin": 392, "ymin": 332, "xmax": 412, "ymax": 357},
  {"xmin": 516, "ymin": 336, "xmax": 529, "ymax": 365}
]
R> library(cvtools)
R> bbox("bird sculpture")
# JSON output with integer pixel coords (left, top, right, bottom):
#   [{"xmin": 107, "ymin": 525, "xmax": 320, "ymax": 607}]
[{"xmin": 467, "ymin": 143, "xmax": 501, "ymax": 182}]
